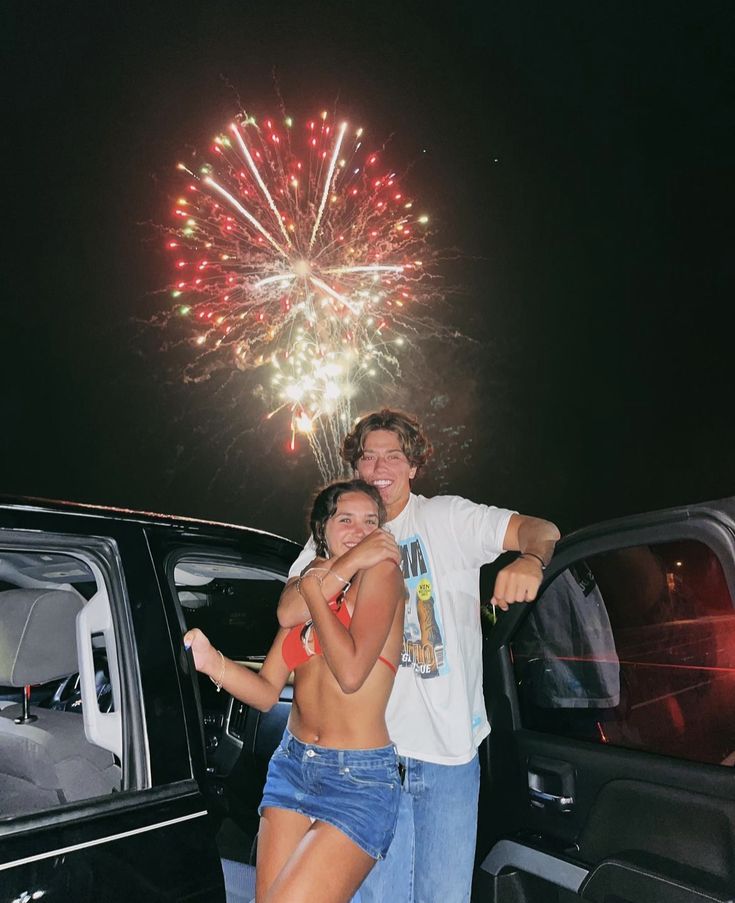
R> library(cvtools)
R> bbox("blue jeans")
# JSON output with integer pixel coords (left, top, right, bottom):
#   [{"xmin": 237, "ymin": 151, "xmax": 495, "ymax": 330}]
[{"xmin": 354, "ymin": 753, "xmax": 480, "ymax": 903}]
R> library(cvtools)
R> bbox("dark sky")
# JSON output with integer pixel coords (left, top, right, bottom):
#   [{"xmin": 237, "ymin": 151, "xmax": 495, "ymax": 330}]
[{"xmin": 3, "ymin": 1, "xmax": 734, "ymax": 541}]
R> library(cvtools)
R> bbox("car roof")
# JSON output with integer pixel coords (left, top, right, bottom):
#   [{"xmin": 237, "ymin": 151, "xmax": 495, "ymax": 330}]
[{"xmin": 0, "ymin": 493, "xmax": 299, "ymax": 548}]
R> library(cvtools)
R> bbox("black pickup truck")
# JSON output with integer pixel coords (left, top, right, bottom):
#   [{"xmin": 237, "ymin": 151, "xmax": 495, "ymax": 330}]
[{"xmin": 1, "ymin": 493, "xmax": 734, "ymax": 903}]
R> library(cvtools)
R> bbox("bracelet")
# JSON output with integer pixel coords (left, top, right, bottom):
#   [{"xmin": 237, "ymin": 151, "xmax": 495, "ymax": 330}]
[
  {"xmin": 297, "ymin": 570, "xmax": 324, "ymax": 594},
  {"xmin": 302, "ymin": 567, "xmax": 329, "ymax": 582},
  {"xmin": 301, "ymin": 566, "xmax": 350, "ymax": 587},
  {"xmin": 209, "ymin": 649, "xmax": 226, "ymax": 692},
  {"xmin": 520, "ymin": 551, "xmax": 547, "ymax": 571},
  {"xmin": 328, "ymin": 569, "xmax": 350, "ymax": 587},
  {"xmin": 297, "ymin": 569, "xmax": 352, "ymax": 599}
]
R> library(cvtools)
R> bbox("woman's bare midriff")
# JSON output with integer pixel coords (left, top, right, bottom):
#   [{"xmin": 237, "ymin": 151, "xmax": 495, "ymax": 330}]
[{"xmin": 288, "ymin": 656, "xmax": 395, "ymax": 748}]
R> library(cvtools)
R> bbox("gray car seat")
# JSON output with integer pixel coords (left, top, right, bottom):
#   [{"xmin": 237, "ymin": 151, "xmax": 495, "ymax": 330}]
[{"xmin": 0, "ymin": 588, "xmax": 120, "ymax": 814}]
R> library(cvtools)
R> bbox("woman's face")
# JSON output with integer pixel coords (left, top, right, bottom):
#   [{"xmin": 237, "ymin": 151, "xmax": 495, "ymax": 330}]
[{"xmin": 323, "ymin": 491, "xmax": 381, "ymax": 557}]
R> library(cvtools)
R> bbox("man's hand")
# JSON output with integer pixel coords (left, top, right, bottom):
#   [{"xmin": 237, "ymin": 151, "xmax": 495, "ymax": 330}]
[{"xmin": 490, "ymin": 555, "xmax": 544, "ymax": 611}]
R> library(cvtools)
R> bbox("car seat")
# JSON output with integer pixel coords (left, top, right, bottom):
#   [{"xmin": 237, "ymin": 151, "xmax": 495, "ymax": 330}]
[{"xmin": 0, "ymin": 588, "xmax": 120, "ymax": 814}]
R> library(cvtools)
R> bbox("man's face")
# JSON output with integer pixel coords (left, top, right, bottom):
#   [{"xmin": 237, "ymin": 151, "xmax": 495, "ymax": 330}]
[{"xmin": 355, "ymin": 429, "xmax": 417, "ymax": 520}]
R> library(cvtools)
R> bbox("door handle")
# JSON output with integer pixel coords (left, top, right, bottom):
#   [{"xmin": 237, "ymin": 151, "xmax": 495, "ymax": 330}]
[
  {"xmin": 529, "ymin": 788, "xmax": 575, "ymax": 812},
  {"xmin": 527, "ymin": 755, "xmax": 576, "ymax": 813}
]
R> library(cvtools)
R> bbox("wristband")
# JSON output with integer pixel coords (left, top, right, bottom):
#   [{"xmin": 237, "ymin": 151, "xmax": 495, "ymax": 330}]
[{"xmin": 520, "ymin": 551, "xmax": 547, "ymax": 571}]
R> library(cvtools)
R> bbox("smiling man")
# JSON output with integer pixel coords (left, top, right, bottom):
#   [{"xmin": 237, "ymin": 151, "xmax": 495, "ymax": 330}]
[{"xmin": 278, "ymin": 409, "xmax": 560, "ymax": 903}]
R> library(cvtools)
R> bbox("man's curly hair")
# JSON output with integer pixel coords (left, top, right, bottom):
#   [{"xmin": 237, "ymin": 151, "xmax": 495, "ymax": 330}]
[{"xmin": 341, "ymin": 409, "xmax": 433, "ymax": 472}]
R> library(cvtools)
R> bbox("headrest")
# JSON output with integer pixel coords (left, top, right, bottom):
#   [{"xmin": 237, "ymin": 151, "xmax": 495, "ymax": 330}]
[{"xmin": 0, "ymin": 589, "xmax": 83, "ymax": 686}]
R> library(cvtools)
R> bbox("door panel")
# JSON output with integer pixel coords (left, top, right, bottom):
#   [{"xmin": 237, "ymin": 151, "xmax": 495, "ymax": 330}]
[
  {"xmin": 476, "ymin": 498, "xmax": 735, "ymax": 903},
  {"xmin": 0, "ymin": 789, "xmax": 220, "ymax": 901}
]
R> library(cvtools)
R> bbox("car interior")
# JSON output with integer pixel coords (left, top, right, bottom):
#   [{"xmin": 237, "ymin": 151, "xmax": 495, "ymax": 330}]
[{"xmin": 0, "ymin": 550, "xmax": 123, "ymax": 817}]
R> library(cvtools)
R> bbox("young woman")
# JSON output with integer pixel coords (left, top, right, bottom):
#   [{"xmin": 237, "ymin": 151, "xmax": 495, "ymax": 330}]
[{"xmin": 184, "ymin": 479, "xmax": 405, "ymax": 903}]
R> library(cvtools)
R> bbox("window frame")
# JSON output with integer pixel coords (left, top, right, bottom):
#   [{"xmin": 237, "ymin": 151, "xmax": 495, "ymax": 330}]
[{"xmin": 164, "ymin": 546, "xmax": 287, "ymax": 657}]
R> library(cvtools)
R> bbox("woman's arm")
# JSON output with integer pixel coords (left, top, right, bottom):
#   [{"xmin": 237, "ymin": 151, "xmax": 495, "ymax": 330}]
[
  {"xmin": 297, "ymin": 559, "xmax": 404, "ymax": 694},
  {"xmin": 277, "ymin": 531, "xmax": 402, "ymax": 628},
  {"xmin": 184, "ymin": 627, "xmax": 291, "ymax": 712}
]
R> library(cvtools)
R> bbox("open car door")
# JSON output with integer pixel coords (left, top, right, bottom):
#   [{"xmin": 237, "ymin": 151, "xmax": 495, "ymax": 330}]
[{"xmin": 476, "ymin": 496, "xmax": 735, "ymax": 903}]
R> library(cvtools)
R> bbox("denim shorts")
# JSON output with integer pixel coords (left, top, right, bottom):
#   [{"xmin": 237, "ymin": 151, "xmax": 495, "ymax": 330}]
[{"xmin": 259, "ymin": 728, "xmax": 401, "ymax": 859}]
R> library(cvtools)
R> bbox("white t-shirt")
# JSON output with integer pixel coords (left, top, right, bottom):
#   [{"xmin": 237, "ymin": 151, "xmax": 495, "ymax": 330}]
[{"xmin": 288, "ymin": 493, "xmax": 515, "ymax": 765}]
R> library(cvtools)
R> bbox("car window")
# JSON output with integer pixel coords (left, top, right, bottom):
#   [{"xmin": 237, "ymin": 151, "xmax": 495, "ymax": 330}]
[
  {"xmin": 0, "ymin": 546, "xmax": 123, "ymax": 817},
  {"xmin": 175, "ymin": 558, "xmax": 284, "ymax": 660},
  {"xmin": 511, "ymin": 538, "xmax": 735, "ymax": 766}
]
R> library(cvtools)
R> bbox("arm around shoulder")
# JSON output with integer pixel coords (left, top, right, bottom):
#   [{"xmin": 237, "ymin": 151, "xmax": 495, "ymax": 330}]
[{"xmin": 277, "ymin": 576, "xmax": 309, "ymax": 628}]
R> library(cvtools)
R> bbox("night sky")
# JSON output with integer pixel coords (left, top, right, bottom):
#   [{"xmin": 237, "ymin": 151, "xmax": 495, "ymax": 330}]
[{"xmin": 3, "ymin": 1, "xmax": 734, "ymax": 542}]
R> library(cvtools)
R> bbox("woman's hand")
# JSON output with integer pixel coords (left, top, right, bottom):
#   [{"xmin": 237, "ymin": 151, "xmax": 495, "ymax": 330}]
[
  {"xmin": 183, "ymin": 627, "xmax": 219, "ymax": 676},
  {"xmin": 337, "ymin": 529, "xmax": 401, "ymax": 574}
]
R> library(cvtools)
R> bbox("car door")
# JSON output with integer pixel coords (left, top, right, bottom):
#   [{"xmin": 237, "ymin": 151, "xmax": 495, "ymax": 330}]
[
  {"xmin": 475, "ymin": 496, "xmax": 735, "ymax": 903},
  {"xmin": 145, "ymin": 521, "xmax": 299, "ymax": 894},
  {"xmin": 0, "ymin": 503, "xmax": 225, "ymax": 902}
]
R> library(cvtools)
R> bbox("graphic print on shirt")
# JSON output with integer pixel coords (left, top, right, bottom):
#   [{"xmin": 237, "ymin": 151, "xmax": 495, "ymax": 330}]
[{"xmin": 399, "ymin": 534, "xmax": 449, "ymax": 678}]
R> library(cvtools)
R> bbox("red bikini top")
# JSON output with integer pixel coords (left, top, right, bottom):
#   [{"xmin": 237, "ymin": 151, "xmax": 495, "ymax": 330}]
[{"xmin": 282, "ymin": 595, "xmax": 397, "ymax": 675}]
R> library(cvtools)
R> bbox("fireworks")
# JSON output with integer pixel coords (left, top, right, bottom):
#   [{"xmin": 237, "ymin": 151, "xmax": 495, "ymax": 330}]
[{"xmin": 166, "ymin": 109, "xmax": 436, "ymax": 480}]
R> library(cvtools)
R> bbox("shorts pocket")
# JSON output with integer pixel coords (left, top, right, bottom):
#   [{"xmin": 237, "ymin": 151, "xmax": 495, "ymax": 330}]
[{"xmin": 342, "ymin": 763, "xmax": 400, "ymax": 791}]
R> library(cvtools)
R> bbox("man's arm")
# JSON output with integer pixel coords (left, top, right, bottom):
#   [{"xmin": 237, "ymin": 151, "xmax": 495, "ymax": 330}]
[
  {"xmin": 277, "ymin": 575, "xmax": 312, "ymax": 629},
  {"xmin": 276, "ymin": 528, "xmax": 401, "ymax": 628},
  {"xmin": 490, "ymin": 513, "xmax": 561, "ymax": 610}
]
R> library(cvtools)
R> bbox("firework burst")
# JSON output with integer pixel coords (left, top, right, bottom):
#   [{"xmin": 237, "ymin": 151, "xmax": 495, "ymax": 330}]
[{"xmin": 166, "ymin": 109, "xmax": 437, "ymax": 480}]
